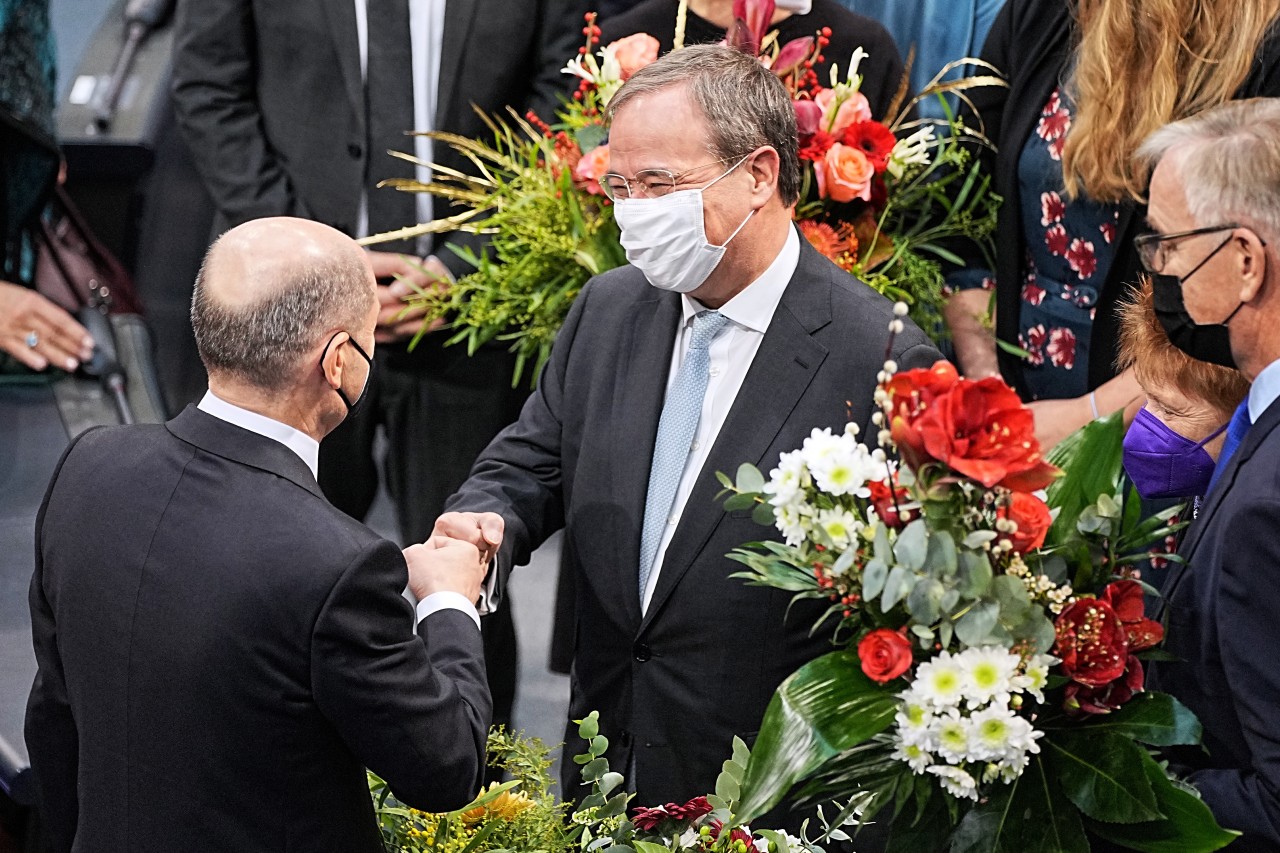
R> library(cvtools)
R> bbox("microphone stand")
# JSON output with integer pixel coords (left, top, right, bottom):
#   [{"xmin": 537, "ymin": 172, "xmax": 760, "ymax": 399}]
[{"xmin": 89, "ymin": 0, "xmax": 178, "ymax": 134}]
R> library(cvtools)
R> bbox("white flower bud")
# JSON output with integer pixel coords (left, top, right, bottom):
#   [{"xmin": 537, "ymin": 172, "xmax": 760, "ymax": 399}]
[{"xmin": 893, "ymin": 302, "xmax": 909, "ymax": 317}]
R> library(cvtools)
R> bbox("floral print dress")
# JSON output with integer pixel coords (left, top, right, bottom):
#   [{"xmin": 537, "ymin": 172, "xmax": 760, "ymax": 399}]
[{"xmin": 1015, "ymin": 88, "xmax": 1123, "ymax": 401}]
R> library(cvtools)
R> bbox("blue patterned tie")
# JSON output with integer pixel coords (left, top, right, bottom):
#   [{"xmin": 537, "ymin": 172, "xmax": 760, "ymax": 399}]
[
  {"xmin": 1207, "ymin": 400, "xmax": 1252, "ymax": 494},
  {"xmin": 638, "ymin": 310, "xmax": 731, "ymax": 602}
]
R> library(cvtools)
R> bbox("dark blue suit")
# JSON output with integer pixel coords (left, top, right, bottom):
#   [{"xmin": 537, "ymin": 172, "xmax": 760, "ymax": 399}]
[{"xmin": 1151, "ymin": 396, "xmax": 1280, "ymax": 851}]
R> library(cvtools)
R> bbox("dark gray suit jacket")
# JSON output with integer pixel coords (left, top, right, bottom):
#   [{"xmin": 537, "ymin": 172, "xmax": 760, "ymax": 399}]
[
  {"xmin": 1150, "ymin": 396, "xmax": 1280, "ymax": 851},
  {"xmin": 170, "ymin": 0, "xmax": 585, "ymax": 276},
  {"xmin": 448, "ymin": 236, "xmax": 943, "ymax": 806},
  {"xmin": 26, "ymin": 407, "xmax": 491, "ymax": 853}
]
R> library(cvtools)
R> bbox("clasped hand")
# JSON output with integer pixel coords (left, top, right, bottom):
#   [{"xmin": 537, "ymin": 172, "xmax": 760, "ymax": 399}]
[{"xmin": 402, "ymin": 512, "xmax": 504, "ymax": 605}]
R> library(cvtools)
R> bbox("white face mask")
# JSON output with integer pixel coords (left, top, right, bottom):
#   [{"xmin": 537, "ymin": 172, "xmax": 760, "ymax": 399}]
[
  {"xmin": 773, "ymin": 0, "xmax": 813, "ymax": 12},
  {"xmin": 613, "ymin": 156, "xmax": 755, "ymax": 294}
]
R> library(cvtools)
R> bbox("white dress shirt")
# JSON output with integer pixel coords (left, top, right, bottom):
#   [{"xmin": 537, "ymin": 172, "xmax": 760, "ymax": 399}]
[
  {"xmin": 640, "ymin": 226, "xmax": 801, "ymax": 613},
  {"xmin": 353, "ymin": 0, "xmax": 446, "ymax": 246},
  {"xmin": 197, "ymin": 390, "xmax": 479, "ymax": 629},
  {"xmin": 1248, "ymin": 358, "xmax": 1280, "ymax": 425}
]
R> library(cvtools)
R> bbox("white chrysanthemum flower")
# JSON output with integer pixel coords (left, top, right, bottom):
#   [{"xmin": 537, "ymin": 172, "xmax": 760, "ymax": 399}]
[
  {"xmin": 811, "ymin": 444, "xmax": 884, "ymax": 498},
  {"xmin": 892, "ymin": 739, "xmax": 934, "ymax": 774},
  {"xmin": 931, "ymin": 710, "xmax": 971, "ymax": 764},
  {"xmin": 968, "ymin": 705, "xmax": 1019, "ymax": 762},
  {"xmin": 928, "ymin": 765, "xmax": 979, "ymax": 801},
  {"xmin": 1012, "ymin": 653, "xmax": 1059, "ymax": 704},
  {"xmin": 765, "ymin": 450, "xmax": 809, "ymax": 506},
  {"xmin": 815, "ymin": 507, "xmax": 862, "ymax": 549},
  {"xmin": 959, "ymin": 647, "xmax": 1020, "ymax": 708},
  {"xmin": 773, "ymin": 504, "xmax": 812, "ymax": 547},
  {"xmin": 895, "ymin": 697, "xmax": 933, "ymax": 743},
  {"xmin": 912, "ymin": 652, "xmax": 966, "ymax": 710},
  {"xmin": 996, "ymin": 751, "xmax": 1032, "ymax": 783}
]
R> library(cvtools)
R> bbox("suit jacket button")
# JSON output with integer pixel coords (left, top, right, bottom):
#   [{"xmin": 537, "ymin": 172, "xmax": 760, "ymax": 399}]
[
  {"xmin": 633, "ymin": 642, "xmax": 651, "ymax": 662},
  {"xmin": 347, "ymin": 143, "xmax": 363, "ymax": 159}
]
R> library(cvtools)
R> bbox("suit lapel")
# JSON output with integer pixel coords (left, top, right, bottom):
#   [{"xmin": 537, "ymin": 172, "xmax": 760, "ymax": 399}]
[
  {"xmin": 321, "ymin": 0, "xmax": 365, "ymax": 119},
  {"xmin": 166, "ymin": 406, "xmax": 326, "ymax": 500},
  {"xmin": 434, "ymin": 1, "xmax": 480, "ymax": 127},
  {"xmin": 1162, "ymin": 398, "xmax": 1280, "ymax": 611},
  {"xmin": 640, "ymin": 245, "xmax": 832, "ymax": 631},
  {"xmin": 608, "ymin": 290, "xmax": 682, "ymax": 625}
]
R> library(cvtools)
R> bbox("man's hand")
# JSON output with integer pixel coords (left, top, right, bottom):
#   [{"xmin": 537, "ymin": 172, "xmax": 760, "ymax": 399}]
[
  {"xmin": 403, "ymin": 536, "xmax": 487, "ymax": 603},
  {"xmin": 432, "ymin": 511, "xmax": 504, "ymax": 565},
  {"xmin": 366, "ymin": 250, "xmax": 452, "ymax": 343},
  {"xmin": 0, "ymin": 282, "xmax": 95, "ymax": 372}
]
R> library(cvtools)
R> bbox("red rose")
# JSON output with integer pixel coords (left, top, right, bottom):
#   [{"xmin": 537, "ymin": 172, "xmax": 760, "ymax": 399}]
[
  {"xmin": 858, "ymin": 628, "xmax": 914, "ymax": 683},
  {"xmin": 842, "ymin": 120, "xmax": 897, "ymax": 171},
  {"xmin": 997, "ymin": 491, "xmax": 1053, "ymax": 553},
  {"xmin": 885, "ymin": 362, "xmax": 1060, "ymax": 491},
  {"xmin": 1053, "ymin": 597, "xmax": 1129, "ymax": 687},
  {"xmin": 1101, "ymin": 580, "xmax": 1164, "ymax": 652}
]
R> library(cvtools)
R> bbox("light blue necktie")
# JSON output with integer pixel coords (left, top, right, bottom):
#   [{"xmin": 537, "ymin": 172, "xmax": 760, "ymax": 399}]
[
  {"xmin": 637, "ymin": 310, "xmax": 731, "ymax": 601},
  {"xmin": 1206, "ymin": 400, "xmax": 1252, "ymax": 494}
]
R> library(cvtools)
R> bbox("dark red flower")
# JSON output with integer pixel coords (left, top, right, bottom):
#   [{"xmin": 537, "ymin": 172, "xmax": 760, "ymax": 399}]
[
  {"xmin": 1102, "ymin": 580, "xmax": 1164, "ymax": 652},
  {"xmin": 885, "ymin": 362, "xmax": 1060, "ymax": 491},
  {"xmin": 794, "ymin": 99, "xmax": 822, "ymax": 138},
  {"xmin": 1054, "ymin": 597, "xmax": 1129, "ymax": 687},
  {"xmin": 868, "ymin": 478, "xmax": 911, "ymax": 528},
  {"xmin": 1046, "ymin": 327, "xmax": 1077, "ymax": 370},
  {"xmin": 798, "ymin": 129, "xmax": 835, "ymax": 162},
  {"xmin": 631, "ymin": 795, "xmax": 713, "ymax": 831},
  {"xmin": 1067, "ymin": 238, "xmax": 1098, "ymax": 279},
  {"xmin": 858, "ymin": 628, "xmax": 914, "ymax": 683},
  {"xmin": 1065, "ymin": 655, "xmax": 1145, "ymax": 715},
  {"xmin": 842, "ymin": 120, "xmax": 897, "ymax": 171},
  {"xmin": 997, "ymin": 491, "xmax": 1053, "ymax": 553},
  {"xmin": 1045, "ymin": 224, "xmax": 1069, "ymax": 257},
  {"xmin": 1041, "ymin": 191, "xmax": 1065, "ymax": 226}
]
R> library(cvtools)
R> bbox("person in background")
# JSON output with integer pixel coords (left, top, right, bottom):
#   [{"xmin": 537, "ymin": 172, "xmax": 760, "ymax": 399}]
[
  {"xmin": 1137, "ymin": 97, "xmax": 1280, "ymax": 850},
  {"xmin": 1118, "ymin": 281, "xmax": 1248, "ymax": 504},
  {"xmin": 0, "ymin": 0, "xmax": 95, "ymax": 374},
  {"xmin": 26, "ymin": 217, "xmax": 491, "ymax": 853},
  {"xmin": 838, "ymin": 0, "xmax": 1004, "ymax": 120},
  {"xmin": 943, "ymin": 0, "xmax": 1280, "ymax": 450},
  {"xmin": 172, "ymin": 0, "xmax": 588, "ymax": 731},
  {"xmin": 599, "ymin": 0, "xmax": 906, "ymax": 122}
]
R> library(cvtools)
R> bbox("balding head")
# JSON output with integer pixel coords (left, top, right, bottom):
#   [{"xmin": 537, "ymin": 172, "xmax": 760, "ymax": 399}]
[{"xmin": 191, "ymin": 218, "xmax": 375, "ymax": 391}]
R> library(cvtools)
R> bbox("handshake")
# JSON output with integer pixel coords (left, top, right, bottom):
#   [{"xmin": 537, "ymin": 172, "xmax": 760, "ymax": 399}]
[{"xmin": 402, "ymin": 512, "xmax": 505, "ymax": 606}]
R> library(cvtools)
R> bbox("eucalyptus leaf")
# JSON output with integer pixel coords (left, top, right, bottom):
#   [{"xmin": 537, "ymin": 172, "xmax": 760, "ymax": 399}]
[
  {"xmin": 864, "ymin": 558, "xmax": 889, "ymax": 601},
  {"xmin": 724, "ymin": 493, "xmax": 758, "ymax": 512},
  {"xmin": 924, "ymin": 530, "xmax": 959, "ymax": 578},
  {"xmin": 992, "ymin": 575, "xmax": 1031, "ymax": 625},
  {"xmin": 954, "ymin": 600, "xmax": 999, "ymax": 647},
  {"xmin": 908, "ymin": 578, "xmax": 946, "ymax": 624},
  {"xmin": 894, "ymin": 520, "xmax": 929, "ymax": 571},
  {"xmin": 1045, "ymin": 412, "xmax": 1126, "ymax": 548},
  {"xmin": 962, "ymin": 530, "xmax": 998, "ymax": 549},
  {"xmin": 831, "ymin": 547, "xmax": 857, "ymax": 578},
  {"xmin": 881, "ymin": 565, "xmax": 916, "ymax": 612},
  {"xmin": 874, "ymin": 523, "xmax": 893, "ymax": 563},
  {"xmin": 956, "ymin": 551, "xmax": 993, "ymax": 599},
  {"xmin": 736, "ymin": 463, "xmax": 767, "ymax": 494},
  {"xmin": 752, "ymin": 501, "xmax": 777, "ymax": 527}
]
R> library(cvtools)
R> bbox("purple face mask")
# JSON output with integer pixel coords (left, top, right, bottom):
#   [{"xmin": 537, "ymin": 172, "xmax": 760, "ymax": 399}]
[{"xmin": 1122, "ymin": 407, "xmax": 1228, "ymax": 499}]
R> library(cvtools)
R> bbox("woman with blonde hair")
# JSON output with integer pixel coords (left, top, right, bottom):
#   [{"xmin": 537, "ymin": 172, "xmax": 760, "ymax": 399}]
[{"xmin": 944, "ymin": 0, "xmax": 1280, "ymax": 447}]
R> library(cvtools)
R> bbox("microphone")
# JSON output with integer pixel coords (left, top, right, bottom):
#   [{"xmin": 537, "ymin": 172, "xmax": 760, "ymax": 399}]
[
  {"xmin": 89, "ymin": 0, "xmax": 178, "ymax": 133},
  {"xmin": 77, "ymin": 306, "xmax": 135, "ymax": 426}
]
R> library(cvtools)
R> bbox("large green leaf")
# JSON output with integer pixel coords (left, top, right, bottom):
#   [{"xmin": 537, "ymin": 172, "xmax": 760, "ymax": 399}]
[
  {"xmin": 1087, "ymin": 749, "xmax": 1240, "ymax": 852},
  {"xmin": 1046, "ymin": 732, "xmax": 1161, "ymax": 824},
  {"xmin": 735, "ymin": 651, "xmax": 899, "ymax": 822},
  {"xmin": 1075, "ymin": 692, "xmax": 1202, "ymax": 747},
  {"xmin": 1044, "ymin": 412, "xmax": 1126, "ymax": 549},
  {"xmin": 949, "ymin": 755, "xmax": 1088, "ymax": 853}
]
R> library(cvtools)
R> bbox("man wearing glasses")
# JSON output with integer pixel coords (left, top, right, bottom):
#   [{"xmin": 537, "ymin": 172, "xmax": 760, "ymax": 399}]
[
  {"xmin": 1135, "ymin": 98, "xmax": 1280, "ymax": 849},
  {"xmin": 429, "ymin": 44, "xmax": 942, "ymax": 814}
]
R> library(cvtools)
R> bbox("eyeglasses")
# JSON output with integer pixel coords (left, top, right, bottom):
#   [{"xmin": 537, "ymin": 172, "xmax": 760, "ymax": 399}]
[
  {"xmin": 1133, "ymin": 223, "xmax": 1239, "ymax": 274},
  {"xmin": 601, "ymin": 156, "xmax": 742, "ymax": 201}
]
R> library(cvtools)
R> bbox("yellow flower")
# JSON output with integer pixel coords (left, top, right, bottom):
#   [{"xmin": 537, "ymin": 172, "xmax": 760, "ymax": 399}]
[{"xmin": 460, "ymin": 783, "xmax": 537, "ymax": 827}]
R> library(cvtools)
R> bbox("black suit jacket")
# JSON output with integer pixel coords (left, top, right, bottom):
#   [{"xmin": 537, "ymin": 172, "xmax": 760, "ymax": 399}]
[
  {"xmin": 25, "ymin": 406, "xmax": 491, "ymax": 853},
  {"xmin": 964, "ymin": 0, "xmax": 1280, "ymax": 397},
  {"xmin": 170, "ymin": 0, "xmax": 585, "ymax": 277},
  {"xmin": 1149, "ymin": 396, "xmax": 1280, "ymax": 851},
  {"xmin": 447, "ymin": 235, "xmax": 943, "ymax": 806}
]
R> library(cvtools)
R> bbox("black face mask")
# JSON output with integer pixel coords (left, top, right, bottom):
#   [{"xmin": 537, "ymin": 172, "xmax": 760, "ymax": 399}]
[
  {"xmin": 321, "ymin": 332, "xmax": 375, "ymax": 417},
  {"xmin": 1150, "ymin": 235, "xmax": 1243, "ymax": 369}
]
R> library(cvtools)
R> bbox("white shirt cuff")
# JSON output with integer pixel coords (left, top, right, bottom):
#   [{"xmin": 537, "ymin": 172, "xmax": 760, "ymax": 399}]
[
  {"xmin": 475, "ymin": 556, "xmax": 498, "ymax": 616},
  {"xmin": 415, "ymin": 591, "xmax": 481, "ymax": 631}
]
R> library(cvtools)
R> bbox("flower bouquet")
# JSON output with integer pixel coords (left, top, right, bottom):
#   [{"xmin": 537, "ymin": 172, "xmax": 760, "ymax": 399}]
[
  {"xmin": 368, "ymin": 1, "xmax": 1002, "ymax": 384},
  {"xmin": 714, "ymin": 308, "xmax": 1238, "ymax": 851},
  {"xmin": 372, "ymin": 718, "xmax": 822, "ymax": 853}
]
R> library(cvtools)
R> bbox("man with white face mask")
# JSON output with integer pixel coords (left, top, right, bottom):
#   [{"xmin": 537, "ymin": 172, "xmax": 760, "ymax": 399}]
[{"xmin": 435, "ymin": 44, "xmax": 943, "ymax": 814}]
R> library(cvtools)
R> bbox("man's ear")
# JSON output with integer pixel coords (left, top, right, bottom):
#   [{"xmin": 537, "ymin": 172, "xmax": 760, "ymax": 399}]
[
  {"xmin": 747, "ymin": 146, "xmax": 781, "ymax": 209},
  {"xmin": 319, "ymin": 332, "xmax": 349, "ymax": 390},
  {"xmin": 1236, "ymin": 228, "xmax": 1269, "ymax": 303}
]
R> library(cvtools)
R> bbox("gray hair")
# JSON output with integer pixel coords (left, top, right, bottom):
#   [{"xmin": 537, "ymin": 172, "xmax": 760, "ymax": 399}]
[
  {"xmin": 606, "ymin": 44, "xmax": 801, "ymax": 206},
  {"xmin": 190, "ymin": 245, "xmax": 372, "ymax": 391},
  {"xmin": 1136, "ymin": 98, "xmax": 1280, "ymax": 242}
]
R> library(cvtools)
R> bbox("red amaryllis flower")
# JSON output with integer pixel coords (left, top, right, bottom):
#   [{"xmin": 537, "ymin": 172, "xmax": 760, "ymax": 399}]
[
  {"xmin": 842, "ymin": 120, "xmax": 897, "ymax": 171},
  {"xmin": 884, "ymin": 362, "xmax": 1060, "ymax": 491},
  {"xmin": 997, "ymin": 491, "xmax": 1053, "ymax": 553},
  {"xmin": 1102, "ymin": 580, "xmax": 1164, "ymax": 651},
  {"xmin": 1053, "ymin": 597, "xmax": 1129, "ymax": 687},
  {"xmin": 858, "ymin": 628, "xmax": 914, "ymax": 683}
]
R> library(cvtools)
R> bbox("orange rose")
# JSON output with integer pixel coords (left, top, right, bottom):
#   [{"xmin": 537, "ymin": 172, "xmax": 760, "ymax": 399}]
[
  {"xmin": 606, "ymin": 33, "xmax": 660, "ymax": 80},
  {"xmin": 574, "ymin": 144, "xmax": 610, "ymax": 196},
  {"xmin": 814, "ymin": 88, "xmax": 872, "ymax": 135},
  {"xmin": 997, "ymin": 491, "xmax": 1053, "ymax": 553},
  {"xmin": 814, "ymin": 143, "xmax": 874, "ymax": 203}
]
